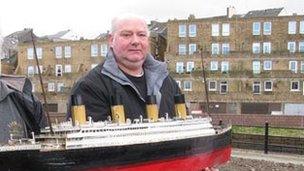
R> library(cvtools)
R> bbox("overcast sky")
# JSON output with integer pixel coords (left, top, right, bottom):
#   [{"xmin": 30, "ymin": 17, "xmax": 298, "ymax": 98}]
[{"xmin": 0, "ymin": 0, "xmax": 303, "ymax": 38}]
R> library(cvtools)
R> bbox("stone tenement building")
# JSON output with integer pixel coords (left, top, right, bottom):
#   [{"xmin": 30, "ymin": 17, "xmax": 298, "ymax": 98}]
[
  {"xmin": 165, "ymin": 7, "xmax": 304, "ymax": 115},
  {"xmin": 16, "ymin": 22, "xmax": 166, "ymax": 121}
]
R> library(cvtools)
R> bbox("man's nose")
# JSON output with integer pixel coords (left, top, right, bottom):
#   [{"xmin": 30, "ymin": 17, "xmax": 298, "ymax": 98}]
[{"xmin": 130, "ymin": 35, "xmax": 140, "ymax": 46}]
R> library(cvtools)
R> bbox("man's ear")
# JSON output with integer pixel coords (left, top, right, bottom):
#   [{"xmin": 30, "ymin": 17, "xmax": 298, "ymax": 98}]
[{"xmin": 108, "ymin": 34, "xmax": 114, "ymax": 48}]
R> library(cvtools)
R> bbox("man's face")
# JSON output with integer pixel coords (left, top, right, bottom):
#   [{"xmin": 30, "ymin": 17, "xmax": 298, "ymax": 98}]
[{"xmin": 109, "ymin": 19, "xmax": 149, "ymax": 71}]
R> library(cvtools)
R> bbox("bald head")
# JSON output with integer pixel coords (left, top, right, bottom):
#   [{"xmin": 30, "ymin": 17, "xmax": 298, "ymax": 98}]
[{"xmin": 110, "ymin": 14, "xmax": 149, "ymax": 36}]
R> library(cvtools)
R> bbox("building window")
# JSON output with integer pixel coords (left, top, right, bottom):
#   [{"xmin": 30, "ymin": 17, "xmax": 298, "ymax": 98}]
[
  {"xmin": 209, "ymin": 81, "xmax": 217, "ymax": 91},
  {"xmin": 183, "ymin": 81, "xmax": 192, "ymax": 91},
  {"xmin": 263, "ymin": 22, "xmax": 271, "ymax": 35},
  {"xmin": 288, "ymin": 21, "xmax": 297, "ymax": 34},
  {"xmin": 35, "ymin": 65, "xmax": 43, "ymax": 74},
  {"xmin": 27, "ymin": 48, "xmax": 34, "ymax": 59},
  {"xmin": 263, "ymin": 42, "xmax": 271, "ymax": 54},
  {"xmin": 288, "ymin": 42, "xmax": 296, "ymax": 53},
  {"xmin": 48, "ymin": 83, "xmax": 55, "ymax": 92},
  {"xmin": 222, "ymin": 23, "xmax": 230, "ymax": 36},
  {"xmin": 221, "ymin": 61, "xmax": 229, "ymax": 73},
  {"xmin": 188, "ymin": 44, "xmax": 197, "ymax": 55},
  {"xmin": 176, "ymin": 80, "xmax": 181, "ymax": 89},
  {"xmin": 64, "ymin": 46, "xmax": 71, "ymax": 58},
  {"xmin": 186, "ymin": 61, "xmax": 194, "ymax": 72},
  {"xmin": 100, "ymin": 44, "xmax": 108, "ymax": 56},
  {"xmin": 64, "ymin": 65, "xmax": 71, "ymax": 73},
  {"xmin": 27, "ymin": 66, "xmax": 34, "ymax": 76},
  {"xmin": 179, "ymin": 24, "xmax": 186, "ymax": 37},
  {"xmin": 210, "ymin": 61, "xmax": 218, "ymax": 71},
  {"xmin": 289, "ymin": 61, "xmax": 298, "ymax": 73},
  {"xmin": 301, "ymin": 61, "xmax": 304, "ymax": 73},
  {"xmin": 252, "ymin": 22, "xmax": 261, "ymax": 35},
  {"xmin": 299, "ymin": 41, "xmax": 304, "ymax": 52},
  {"xmin": 57, "ymin": 83, "xmax": 64, "ymax": 92},
  {"xmin": 222, "ymin": 43, "xmax": 230, "ymax": 55},
  {"xmin": 253, "ymin": 81, "xmax": 261, "ymax": 94},
  {"xmin": 91, "ymin": 64, "xmax": 98, "ymax": 69},
  {"xmin": 55, "ymin": 46, "xmax": 62, "ymax": 58},
  {"xmin": 252, "ymin": 43, "xmax": 260, "ymax": 54},
  {"xmin": 220, "ymin": 81, "xmax": 228, "ymax": 94},
  {"xmin": 264, "ymin": 81, "xmax": 273, "ymax": 92},
  {"xmin": 212, "ymin": 24, "xmax": 219, "ymax": 36},
  {"xmin": 290, "ymin": 81, "xmax": 300, "ymax": 91},
  {"xmin": 36, "ymin": 48, "xmax": 42, "ymax": 59},
  {"xmin": 176, "ymin": 62, "xmax": 184, "ymax": 73},
  {"xmin": 300, "ymin": 21, "xmax": 304, "ymax": 34},
  {"xmin": 211, "ymin": 43, "xmax": 220, "ymax": 55},
  {"xmin": 55, "ymin": 64, "xmax": 63, "ymax": 76},
  {"xmin": 91, "ymin": 44, "xmax": 98, "ymax": 57},
  {"xmin": 263, "ymin": 60, "xmax": 272, "ymax": 70},
  {"xmin": 252, "ymin": 61, "xmax": 261, "ymax": 74},
  {"xmin": 189, "ymin": 24, "xmax": 197, "ymax": 37},
  {"xmin": 178, "ymin": 44, "xmax": 186, "ymax": 55}
]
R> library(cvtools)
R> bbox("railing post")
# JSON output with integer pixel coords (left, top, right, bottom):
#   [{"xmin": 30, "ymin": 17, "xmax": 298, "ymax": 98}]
[{"xmin": 264, "ymin": 121, "xmax": 269, "ymax": 154}]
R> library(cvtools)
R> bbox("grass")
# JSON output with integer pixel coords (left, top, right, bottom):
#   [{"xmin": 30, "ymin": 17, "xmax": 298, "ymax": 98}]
[{"xmin": 232, "ymin": 125, "xmax": 304, "ymax": 138}]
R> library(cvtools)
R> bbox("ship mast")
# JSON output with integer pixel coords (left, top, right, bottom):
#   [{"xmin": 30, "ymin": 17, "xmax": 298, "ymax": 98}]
[
  {"xmin": 30, "ymin": 29, "xmax": 53, "ymax": 134},
  {"xmin": 200, "ymin": 48, "xmax": 210, "ymax": 116}
]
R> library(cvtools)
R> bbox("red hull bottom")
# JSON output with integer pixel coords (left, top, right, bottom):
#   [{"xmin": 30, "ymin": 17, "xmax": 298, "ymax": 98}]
[{"xmin": 87, "ymin": 146, "xmax": 231, "ymax": 171}]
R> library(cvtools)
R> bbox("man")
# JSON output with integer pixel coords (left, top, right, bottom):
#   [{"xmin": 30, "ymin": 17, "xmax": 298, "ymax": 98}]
[{"xmin": 67, "ymin": 14, "xmax": 180, "ymax": 121}]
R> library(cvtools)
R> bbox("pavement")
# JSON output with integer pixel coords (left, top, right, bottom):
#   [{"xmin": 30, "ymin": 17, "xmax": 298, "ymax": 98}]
[{"xmin": 232, "ymin": 148, "xmax": 304, "ymax": 165}]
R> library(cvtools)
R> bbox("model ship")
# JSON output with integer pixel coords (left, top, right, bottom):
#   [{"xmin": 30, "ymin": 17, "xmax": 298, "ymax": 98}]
[{"xmin": 0, "ymin": 94, "xmax": 231, "ymax": 171}]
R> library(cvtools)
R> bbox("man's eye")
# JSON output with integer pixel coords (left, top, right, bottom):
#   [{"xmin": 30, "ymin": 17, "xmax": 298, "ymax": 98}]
[{"xmin": 138, "ymin": 33, "xmax": 147, "ymax": 37}]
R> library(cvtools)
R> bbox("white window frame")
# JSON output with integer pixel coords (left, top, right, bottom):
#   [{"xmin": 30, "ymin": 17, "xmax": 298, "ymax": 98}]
[
  {"xmin": 211, "ymin": 24, "xmax": 219, "ymax": 36},
  {"xmin": 178, "ymin": 44, "xmax": 186, "ymax": 55},
  {"xmin": 183, "ymin": 81, "xmax": 192, "ymax": 91},
  {"xmin": 176, "ymin": 80, "xmax": 181, "ymax": 89},
  {"xmin": 57, "ymin": 83, "xmax": 64, "ymax": 92},
  {"xmin": 263, "ymin": 22, "xmax": 271, "ymax": 35},
  {"xmin": 48, "ymin": 83, "xmax": 55, "ymax": 92},
  {"xmin": 253, "ymin": 82, "xmax": 261, "ymax": 94},
  {"xmin": 91, "ymin": 44, "xmax": 98, "ymax": 57},
  {"xmin": 189, "ymin": 24, "xmax": 197, "ymax": 37},
  {"xmin": 55, "ymin": 64, "xmax": 63, "ymax": 77},
  {"xmin": 253, "ymin": 61, "xmax": 261, "ymax": 74},
  {"xmin": 210, "ymin": 61, "xmax": 218, "ymax": 71},
  {"xmin": 263, "ymin": 42, "xmax": 271, "ymax": 54},
  {"xmin": 289, "ymin": 61, "xmax": 298, "ymax": 73},
  {"xmin": 263, "ymin": 60, "xmax": 272, "ymax": 71},
  {"xmin": 179, "ymin": 24, "xmax": 187, "ymax": 37},
  {"xmin": 220, "ymin": 81, "xmax": 228, "ymax": 94},
  {"xmin": 301, "ymin": 61, "xmax": 304, "ymax": 73},
  {"xmin": 288, "ymin": 21, "xmax": 297, "ymax": 34},
  {"xmin": 264, "ymin": 81, "xmax": 273, "ymax": 92},
  {"xmin": 64, "ymin": 65, "xmax": 71, "ymax": 73},
  {"xmin": 211, "ymin": 43, "xmax": 220, "ymax": 55},
  {"xmin": 27, "ymin": 48, "xmax": 34, "ymax": 59},
  {"xmin": 176, "ymin": 62, "xmax": 184, "ymax": 74},
  {"xmin": 64, "ymin": 46, "xmax": 71, "ymax": 58},
  {"xmin": 221, "ymin": 61, "xmax": 229, "ymax": 73},
  {"xmin": 36, "ymin": 47, "xmax": 42, "ymax": 59},
  {"xmin": 300, "ymin": 21, "xmax": 304, "ymax": 34},
  {"xmin": 222, "ymin": 43, "xmax": 229, "ymax": 55},
  {"xmin": 100, "ymin": 44, "xmax": 108, "ymax": 56},
  {"xmin": 290, "ymin": 81, "xmax": 300, "ymax": 91},
  {"xmin": 35, "ymin": 65, "xmax": 43, "ymax": 74},
  {"xmin": 222, "ymin": 23, "xmax": 230, "ymax": 36},
  {"xmin": 27, "ymin": 66, "xmax": 34, "ymax": 76},
  {"xmin": 55, "ymin": 46, "xmax": 62, "ymax": 58},
  {"xmin": 252, "ymin": 22, "xmax": 261, "ymax": 35},
  {"xmin": 188, "ymin": 43, "xmax": 197, "ymax": 55},
  {"xmin": 209, "ymin": 81, "xmax": 217, "ymax": 91},
  {"xmin": 288, "ymin": 42, "xmax": 296, "ymax": 53},
  {"xmin": 91, "ymin": 64, "xmax": 98, "ymax": 69},
  {"xmin": 299, "ymin": 41, "xmax": 304, "ymax": 52},
  {"xmin": 252, "ymin": 43, "xmax": 260, "ymax": 54},
  {"xmin": 186, "ymin": 61, "xmax": 194, "ymax": 72}
]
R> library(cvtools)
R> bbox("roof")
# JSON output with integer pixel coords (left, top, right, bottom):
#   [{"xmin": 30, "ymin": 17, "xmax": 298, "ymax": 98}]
[
  {"xmin": 41, "ymin": 29, "xmax": 81, "ymax": 41},
  {"xmin": 148, "ymin": 21, "xmax": 167, "ymax": 38},
  {"xmin": 244, "ymin": 8, "xmax": 284, "ymax": 18},
  {"xmin": 2, "ymin": 28, "xmax": 35, "ymax": 52}
]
